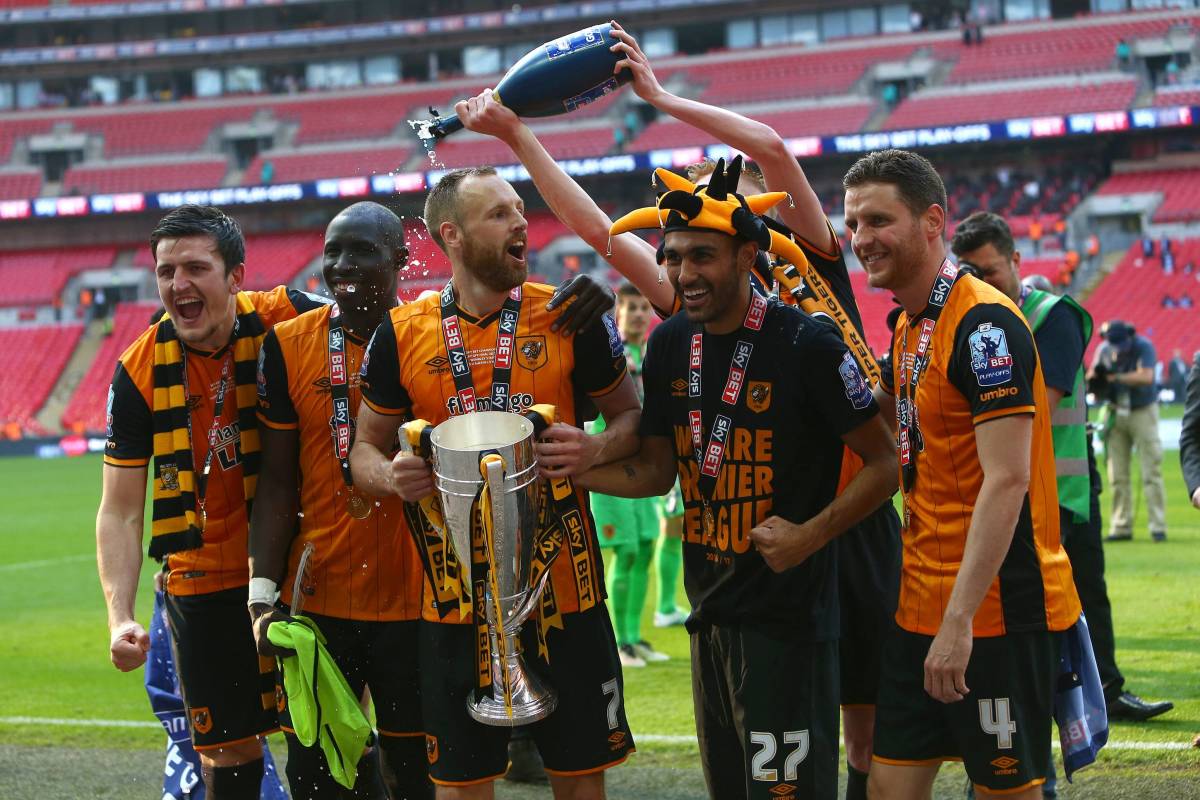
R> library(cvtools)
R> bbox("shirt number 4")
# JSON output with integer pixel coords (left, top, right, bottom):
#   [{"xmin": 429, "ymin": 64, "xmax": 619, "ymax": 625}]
[
  {"xmin": 749, "ymin": 730, "xmax": 810, "ymax": 782},
  {"xmin": 978, "ymin": 698, "xmax": 1016, "ymax": 749}
]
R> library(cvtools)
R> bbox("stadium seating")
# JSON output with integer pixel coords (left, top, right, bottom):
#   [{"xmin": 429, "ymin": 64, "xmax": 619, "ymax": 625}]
[
  {"xmin": 0, "ymin": 245, "xmax": 117, "ymax": 307},
  {"xmin": 243, "ymin": 145, "xmax": 413, "ymax": 185},
  {"xmin": 60, "ymin": 301, "xmax": 159, "ymax": 434},
  {"xmin": 883, "ymin": 77, "xmax": 1137, "ymax": 130},
  {"xmin": 1084, "ymin": 238, "xmax": 1200, "ymax": 361},
  {"xmin": 430, "ymin": 125, "xmax": 617, "ymax": 169},
  {"xmin": 0, "ymin": 323, "xmax": 84, "ymax": 436},
  {"xmin": 848, "ymin": 269, "xmax": 897, "ymax": 357},
  {"xmin": 629, "ymin": 101, "xmax": 874, "ymax": 152},
  {"xmin": 0, "ymin": 170, "xmax": 42, "ymax": 199},
  {"xmin": 62, "ymin": 158, "xmax": 229, "ymax": 195},
  {"xmin": 242, "ymin": 231, "xmax": 321, "ymax": 290},
  {"xmin": 1150, "ymin": 85, "xmax": 1200, "ymax": 108},
  {"xmin": 1097, "ymin": 167, "xmax": 1200, "ymax": 223},
  {"xmin": 932, "ymin": 14, "xmax": 1195, "ymax": 84}
]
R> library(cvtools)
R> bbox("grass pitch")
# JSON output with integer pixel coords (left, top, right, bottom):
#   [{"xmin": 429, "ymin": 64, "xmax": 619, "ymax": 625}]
[{"xmin": 0, "ymin": 452, "xmax": 1197, "ymax": 798}]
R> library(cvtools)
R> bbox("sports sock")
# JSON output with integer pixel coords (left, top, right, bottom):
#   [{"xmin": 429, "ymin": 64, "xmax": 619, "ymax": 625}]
[
  {"xmin": 845, "ymin": 762, "xmax": 868, "ymax": 800},
  {"xmin": 624, "ymin": 537, "xmax": 655, "ymax": 645},
  {"xmin": 378, "ymin": 735, "xmax": 433, "ymax": 799},
  {"xmin": 655, "ymin": 533, "xmax": 683, "ymax": 615},
  {"xmin": 209, "ymin": 757, "xmax": 264, "ymax": 800},
  {"xmin": 607, "ymin": 545, "xmax": 637, "ymax": 645}
]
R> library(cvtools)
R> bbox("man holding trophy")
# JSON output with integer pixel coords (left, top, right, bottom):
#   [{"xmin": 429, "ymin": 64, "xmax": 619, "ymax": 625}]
[{"xmin": 350, "ymin": 166, "xmax": 641, "ymax": 799}]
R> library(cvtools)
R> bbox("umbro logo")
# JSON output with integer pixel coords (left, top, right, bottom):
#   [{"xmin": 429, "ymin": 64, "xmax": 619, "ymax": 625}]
[
  {"xmin": 670, "ymin": 378, "xmax": 687, "ymax": 396},
  {"xmin": 991, "ymin": 756, "xmax": 1019, "ymax": 770},
  {"xmin": 425, "ymin": 356, "xmax": 449, "ymax": 369},
  {"xmin": 311, "ymin": 375, "xmax": 361, "ymax": 394},
  {"xmin": 769, "ymin": 784, "xmax": 797, "ymax": 798}
]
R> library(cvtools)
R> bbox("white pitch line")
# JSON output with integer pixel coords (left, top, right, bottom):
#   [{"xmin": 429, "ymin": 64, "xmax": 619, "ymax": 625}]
[
  {"xmin": 1, "ymin": 719, "xmax": 1189, "ymax": 751},
  {"xmin": 0, "ymin": 554, "xmax": 92, "ymax": 572}
]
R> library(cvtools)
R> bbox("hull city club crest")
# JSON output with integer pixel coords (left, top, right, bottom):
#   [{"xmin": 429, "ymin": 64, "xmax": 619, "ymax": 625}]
[
  {"xmin": 969, "ymin": 323, "xmax": 1014, "ymax": 386},
  {"xmin": 517, "ymin": 336, "xmax": 547, "ymax": 371},
  {"xmin": 746, "ymin": 380, "xmax": 771, "ymax": 413}
]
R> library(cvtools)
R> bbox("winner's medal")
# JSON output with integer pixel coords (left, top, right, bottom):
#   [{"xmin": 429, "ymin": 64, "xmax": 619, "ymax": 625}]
[
  {"xmin": 347, "ymin": 489, "xmax": 371, "ymax": 520},
  {"xmin": 702, "ymin": 501, "xmax": 716, "ymax": 540}
]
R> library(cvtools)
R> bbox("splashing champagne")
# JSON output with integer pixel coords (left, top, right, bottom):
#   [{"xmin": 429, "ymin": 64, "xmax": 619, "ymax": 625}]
[{"xmin": 413, "ymin": 23, "xmax": 630, "ymax": 140}]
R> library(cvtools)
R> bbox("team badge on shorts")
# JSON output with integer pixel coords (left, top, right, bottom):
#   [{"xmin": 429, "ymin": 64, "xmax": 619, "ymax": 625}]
[
  {"xmin": 839, "ymin": 353, "xmax": 872, "ymax": 410},
  {"xmin": 516, "ymin": 336, "xmax": 547, "ymax": 371},
  {"xmin": 746, "ymin": 381, "xmax": 772, "ymax": 413},
  {"xmin": 191, "ymin": 707, "xmax": 213, "ymax": 735},
  {"xmin": 159, "ymin": 464, "xmax": 180, "ymax": 491},
  {"xmin": 425, "ymin": 734, "xmax": 439, "ymax": 764},
  {"xmin": 969, "ymin": 323, "xmax": 1014, "ymax": 386}
]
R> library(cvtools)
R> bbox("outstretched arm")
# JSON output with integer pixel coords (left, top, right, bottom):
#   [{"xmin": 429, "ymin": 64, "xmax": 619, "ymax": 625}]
[
  {"xmin": 609, "ymin": 23, "xmax": 834, "ymax": 252},
  {"xmin": 96, "ymin": 464, "xmax": 150, "ymax": 672},
  {"xmin": 456, "ymin": 91, "xmax": 669, "ymax": 310}
]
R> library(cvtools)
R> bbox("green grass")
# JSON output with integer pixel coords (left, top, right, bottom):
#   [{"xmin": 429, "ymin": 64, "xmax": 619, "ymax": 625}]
[{"xmin": 1, "ymin": 452, "xmax": 1198, "ymax": 797}]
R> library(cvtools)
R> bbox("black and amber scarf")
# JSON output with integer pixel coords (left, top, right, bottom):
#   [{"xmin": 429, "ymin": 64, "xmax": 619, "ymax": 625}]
[{"xmin": 148, "ymin": 292, "xmax": 265, "ymax": 560}]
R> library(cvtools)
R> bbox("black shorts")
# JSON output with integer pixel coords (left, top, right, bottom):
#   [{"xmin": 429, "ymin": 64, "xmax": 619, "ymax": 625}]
[
  {"xmin": 164, "ymin": 586, "xmax": 278, "ymax": 750},
  {"xmin": 691, "ymin": 622, "xmax": 840, "ymax": 800},
  {"xmin": 277, "ymin": 614, "xmax": 423, "ymax": 737},
  {"xmin": 837, "ymin": 502, "xmax": 901, "ymax": 706},
  {"xmin": 872, "ymin": 624, "xmax": 1058, "ymax": 795},
  {"xmin": 418, "ymin": 602, "xmax": 635, "ymax": 786}
]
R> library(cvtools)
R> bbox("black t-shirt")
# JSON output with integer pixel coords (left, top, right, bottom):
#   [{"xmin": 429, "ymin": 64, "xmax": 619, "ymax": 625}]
[
  {"xmin": 1033, "ymin": 301, "xmax": 1085, "ymax": 397},
  {"xmin": 639, "ymin": 297, "xmax": 879, "ymax": 638}
]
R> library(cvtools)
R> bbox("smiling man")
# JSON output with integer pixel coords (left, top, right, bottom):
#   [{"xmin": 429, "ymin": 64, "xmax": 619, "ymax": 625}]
[
  {"xmin": 247, "ymin": 202, "xmax": 431, "ymax": 800},
  {"xmin": 577, "ymin": 160, "xmax": 897, "ymax": 800},
  {"xmin": 349, "ymin": 167, "xmax": 641, "ymax": 800},
  {"xmin": 843, "ymin": 151, "xmax": 1081, "ymax": 800},
  {"xmin": 96, "ymin": 204, "xmax": 327, "ymax": 799}
]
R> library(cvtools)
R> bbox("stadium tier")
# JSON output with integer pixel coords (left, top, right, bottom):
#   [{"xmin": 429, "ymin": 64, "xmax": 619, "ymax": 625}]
[
  {"xmin": 932, "ymin": 13, "xmax": 1194, "ymax": 84},
  {"xmin": 630, "ymin": 101, "xmax": 875, "ymax": 151},
  {"xmin": 0, "ymin": 169, "xmax": 42, "ymax": 199},
  {"xmin": 0, "ymin": 245, "xmax": 117, "ymax": 307},
  {"xmin": 59, "ymin": 301, "xmax": 158, "ymax": 435},
  {"xmin": 883, "ymin": 77, "xmax": 1138, "ymax": 130},
  {"xmin": 1085, "ymin": 238, "xmax": 1200, "ymax": 361},
  {"xmin": 430, "ymin": 125, "xmax": 617, "ymax": 169},
  {"xmin": 62, "ymin": 157, "xmax": 229, "ymax": 196},
  {"xmin": 848, "ymin": 269, "xmax": 896, "ymax": 357},
  {"xmin": 0, "ymin": 323, "xmax": 83, "ymax": 436},
  {"xmin": 241, "ymin": 231, "xmax": 321, "ymax": 290},
  {"xmin": 244, "ymin": 144, "xmax": 413, "ymax": 185},
  {"xmin": 1098, "ymin": 167, "xmax": 1200, "ymax": 223},
  {"xmin": 1152, "ymin": 86, "xmax": 1200, "ymax": 108}
]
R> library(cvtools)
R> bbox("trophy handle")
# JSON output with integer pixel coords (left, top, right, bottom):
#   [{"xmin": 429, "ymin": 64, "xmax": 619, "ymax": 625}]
[{"xmin": 398, "ymin": 419, "xmax": 446, "ymax": 535}]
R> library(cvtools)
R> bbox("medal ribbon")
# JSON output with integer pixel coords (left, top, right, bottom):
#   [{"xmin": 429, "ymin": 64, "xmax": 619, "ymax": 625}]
[
  {"xmin": 897, "ymin": 260, "xmax": 963, "ymax": 493},
  {"xmin": 438, "ymin": 280, "xmax": 523, "ymax": 415},
  {"xmin": 687, "ymin": 291, "xmax": 768, "ymax": 503},
  {"xmin": 326, "ymin": 305, "xmax": 358, "ymax": 490},
  {"xmin": 179, "ymin": 321, "xmax": 238, "ymax": 530}
]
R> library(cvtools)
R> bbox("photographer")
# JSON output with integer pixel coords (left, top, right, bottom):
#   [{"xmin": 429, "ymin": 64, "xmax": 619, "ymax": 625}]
[{"xmin": 1088, "ymin": 320, "xmax": 1167, "ymax": 542}]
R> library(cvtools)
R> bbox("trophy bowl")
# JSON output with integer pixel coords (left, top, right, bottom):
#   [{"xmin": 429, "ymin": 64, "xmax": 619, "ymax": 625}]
[{"xmin": 430, "ymin": 411, "xmax": 558, "ymax": 725}]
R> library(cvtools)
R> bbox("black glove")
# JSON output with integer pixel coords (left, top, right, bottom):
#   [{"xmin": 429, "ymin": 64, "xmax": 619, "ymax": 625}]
[
  {"xmin": 546, "ymin": 273, "xmax": 614, "ymax": 335},
  {"xmin": 249, "ymin": 604, "xmax": 296, "ymax": 658},
  {"xmin": 1087, "ymin": 363, "xmax": 1110, "ymax": 397}
]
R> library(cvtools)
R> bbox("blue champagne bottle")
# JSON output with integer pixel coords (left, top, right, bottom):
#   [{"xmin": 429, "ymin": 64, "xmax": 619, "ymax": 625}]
[{"xmin": 417, "ymin": 23, "xmax": 630, "ymax": 140}]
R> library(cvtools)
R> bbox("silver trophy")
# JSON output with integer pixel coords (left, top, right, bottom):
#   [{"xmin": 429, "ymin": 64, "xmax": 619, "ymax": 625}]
[{"xmin": 429, "ymin": 410, "xmax": 558, "ymax": 726}]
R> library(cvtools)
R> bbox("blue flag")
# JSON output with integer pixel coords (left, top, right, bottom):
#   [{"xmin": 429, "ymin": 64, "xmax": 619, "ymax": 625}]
[
  {"xmin": 145, "ymin": 589, "xmax": 289, "ymax": 800},
  {"xmin": 1054, "ymin": 613, "xmax": 1109, "ymax": 781}
]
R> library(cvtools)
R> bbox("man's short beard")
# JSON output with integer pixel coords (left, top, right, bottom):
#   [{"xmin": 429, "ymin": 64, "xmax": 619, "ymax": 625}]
[{"xmin": 462, "ymin": 238, "xmax": 526, "ymax": 292}]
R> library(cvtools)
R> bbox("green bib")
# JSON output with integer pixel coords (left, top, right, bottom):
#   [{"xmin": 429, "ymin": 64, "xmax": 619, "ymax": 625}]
[{"xmin": 1021, "ymin": 289, "xmax": 1093, "ymax": 523}]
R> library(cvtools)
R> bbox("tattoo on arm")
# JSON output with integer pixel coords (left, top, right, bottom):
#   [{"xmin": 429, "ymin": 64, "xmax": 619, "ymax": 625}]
[{"xmin": 624, "ymin": 464, "xmax": 637, "ymax": 481}]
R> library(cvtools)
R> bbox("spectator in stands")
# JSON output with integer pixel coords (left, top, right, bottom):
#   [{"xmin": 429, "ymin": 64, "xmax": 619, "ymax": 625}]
[
  {"xmin": 1169, "ymin": 349, "xmax": 1189, "ymax": 402},
  {"xmin": 882, "ymin": 83, "xmax": 899, "ymax": 108},
  {"xmin": 259, "ymin": 160, "xmax": 274, "ymax": 185},
  {"xmin": 1163, "ymin": 295, "xmax": 1177, "ymax": 309},
  {"xmin": 1166, "ymin": 58, "xmax": 1181, "ymax": 85},
  {"xmin": 1182, "ymin": 294, "xmax": 1194, "ymax": 309},
  {"xmin": 1164, "ymin": 249, "xmax": 1176, "ymax": 274},
  {"xmin": 1115, "ymin": 38, "xmax": 1132, "ymax": 69},
  {"xmin": 954, "ymin": 214, "xmax": 1174, "ymax": 766},
  {"xmin": 1161, "ymin": 234, "xmax": 1173, "ymax": 258},
  {"xmin": 1142, "ymin": 235, "xmax": 1156, "ymax": 260},
  {"xmin": 1088, "ymin": 320, "xmax": 1168, "ymax": 543},
  {"xmin": 1085, "ymin": 233, "xmax": 1101, "ymax": 270},
  {"xmin": 1028, "ymin": 218, "xmax": 1043, "ymax": 255}
]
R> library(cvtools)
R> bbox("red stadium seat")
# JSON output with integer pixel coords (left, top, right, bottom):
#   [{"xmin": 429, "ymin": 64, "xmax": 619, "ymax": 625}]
[
  {"xmin": 0, "ymin": 170, "xmax": 42, "ymax": 200},
  {"xmin": 0, "ymin": 245, "xmax": 117, "ymax": 307},
  {"xmin": 244, "ymin": 145, "xmax": 414, "ymax": 185},
  {"xmin": 62, "ymin": 158, "xmax": 228, "ymax": 195},
  {"xmin": 883, "ymin": 78, "xmax": 1137, "ymax": 130},
  {"xmin": 0, "ymin": 323, "xmax": 84, "ymax": 436},
  {"xmin": 1098, "ymin": 167, "xmax": 1200, "ymax": 223},
  {"xmin": 60, "ymin": 301, "xmax": 159, "ymax": 434},
  {"xmin": 629, "ymin": 101, "xmax": 874, "ymax": 152}
]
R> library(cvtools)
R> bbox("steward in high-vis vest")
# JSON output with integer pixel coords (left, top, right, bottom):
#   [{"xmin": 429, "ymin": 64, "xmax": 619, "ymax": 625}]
[{"xmin": 952, "ymin": 211, "xmax": 1174, "ymax": 741}]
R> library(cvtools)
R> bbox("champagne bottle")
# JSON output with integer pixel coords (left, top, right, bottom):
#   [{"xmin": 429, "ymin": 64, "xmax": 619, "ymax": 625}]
[{"xmin": 416, "ymin": 23, "xmax": 630, "ymax": 140}]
